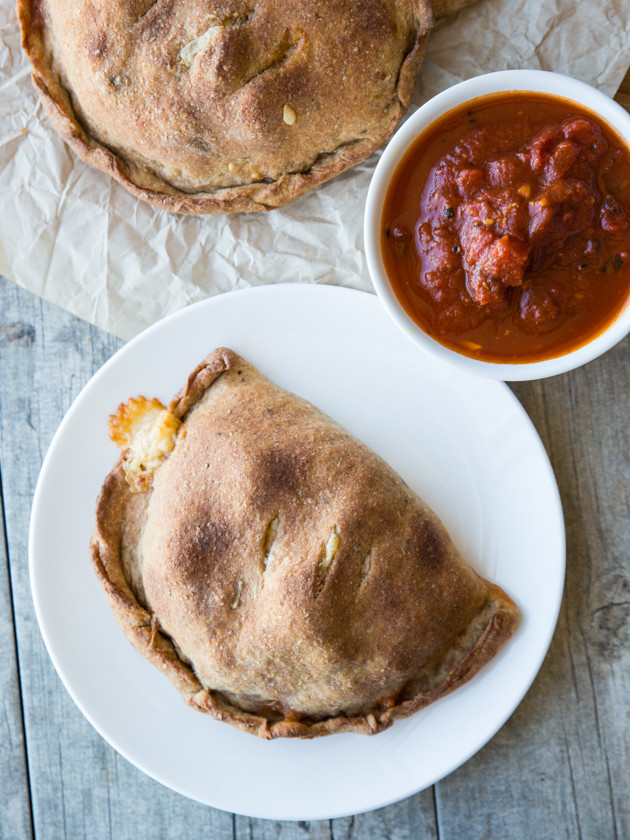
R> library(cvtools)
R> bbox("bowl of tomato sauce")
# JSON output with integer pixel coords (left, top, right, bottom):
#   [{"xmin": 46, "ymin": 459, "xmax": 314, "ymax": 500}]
[{"xmin": 364, "ymin": 69, "xmax": 630, "ymax": 379}]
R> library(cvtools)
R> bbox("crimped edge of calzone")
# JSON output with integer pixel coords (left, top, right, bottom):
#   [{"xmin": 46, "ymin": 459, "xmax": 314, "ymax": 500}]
[{"xmin": 18, "ymin": 1, "xmax": 433, "ymax": 214}]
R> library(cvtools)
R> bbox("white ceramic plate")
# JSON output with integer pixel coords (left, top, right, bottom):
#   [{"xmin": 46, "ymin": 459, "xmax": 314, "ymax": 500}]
[{"xmin": 29, "ymin": 285, "xmax": 565, "ymax": 821}]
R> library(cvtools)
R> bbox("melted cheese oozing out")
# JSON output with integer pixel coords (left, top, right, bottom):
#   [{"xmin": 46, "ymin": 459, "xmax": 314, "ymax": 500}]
[{"xmin": 108, "ymin": 396, "xmax": 181, "ymax": 491}]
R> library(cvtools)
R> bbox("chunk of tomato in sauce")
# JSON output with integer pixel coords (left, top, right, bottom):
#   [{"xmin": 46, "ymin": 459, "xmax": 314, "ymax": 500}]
[{"xmin": 381, "ymin": 93, "xmax": 630, "ymax": 363}]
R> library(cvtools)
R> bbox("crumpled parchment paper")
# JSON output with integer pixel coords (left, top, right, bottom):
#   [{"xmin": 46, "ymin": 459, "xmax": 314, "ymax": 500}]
[{"xmin": 1, "ymin": 0, "xmax": 630, "ymax": 339}]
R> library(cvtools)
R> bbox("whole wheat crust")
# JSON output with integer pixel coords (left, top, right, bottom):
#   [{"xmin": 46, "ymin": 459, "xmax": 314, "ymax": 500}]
[
  {"xmin": 19, "ymin": 0, "xmax": 436, "ymax": 213},
  {"xmin": 90, "ymin": 348, "xmax": 519, "ymax": 738}
]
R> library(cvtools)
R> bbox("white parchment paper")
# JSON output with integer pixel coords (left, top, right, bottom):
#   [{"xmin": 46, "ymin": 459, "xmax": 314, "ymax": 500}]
[{"xmin": 1, "ymin": 0, "xmax": 630, "ymax": 339}]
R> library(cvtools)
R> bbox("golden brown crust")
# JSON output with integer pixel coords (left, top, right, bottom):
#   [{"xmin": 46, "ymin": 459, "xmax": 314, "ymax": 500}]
[
  {"xmin": 91, "ymin": 348, "xmax": 519, "ymax": 738},
  {"xmin": 18, "ymin": 0, "xmax": 434, "ymax": 214}
]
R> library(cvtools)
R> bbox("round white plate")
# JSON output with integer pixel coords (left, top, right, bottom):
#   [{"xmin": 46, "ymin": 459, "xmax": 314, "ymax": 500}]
[{"xmin": 29, "ymin": 284, "xmax": 565, "ymax": 821}]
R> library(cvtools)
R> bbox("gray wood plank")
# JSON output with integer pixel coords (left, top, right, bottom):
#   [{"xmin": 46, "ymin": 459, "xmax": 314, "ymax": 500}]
[
  {"xmin": 330, "ymin": 794, "xmax": 438, "ymax": 839},
  {"xmin": 235, "ymin": 790, "xmax": 438, "ymax": 840},
  {"xmin": 434, "ymin": 350, "xmax": 630, "ymax": 839},
  {"xmin": 0, "ymin": 478, "xmax": 33, "ymax": 840}
]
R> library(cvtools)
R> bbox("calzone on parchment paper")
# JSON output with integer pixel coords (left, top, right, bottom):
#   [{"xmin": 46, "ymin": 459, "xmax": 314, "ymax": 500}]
[{"xmin": 18, "ymin": 0, "xmax": 437, "ymax": 213}]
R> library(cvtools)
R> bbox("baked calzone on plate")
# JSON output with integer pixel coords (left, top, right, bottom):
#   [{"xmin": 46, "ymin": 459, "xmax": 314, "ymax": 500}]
[
  {"xmin": 19, "ymin": 0, "xmax": 434, "ymax": 213},
  {"xmin": 90, "ymin": 348, "xmax": 519, "ymax": 738}
]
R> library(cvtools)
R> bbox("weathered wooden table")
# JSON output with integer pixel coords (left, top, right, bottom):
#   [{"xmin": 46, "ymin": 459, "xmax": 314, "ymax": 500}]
[{"xmin": 2, "ymin": 72, "xmax": 630, "ymax": 840}]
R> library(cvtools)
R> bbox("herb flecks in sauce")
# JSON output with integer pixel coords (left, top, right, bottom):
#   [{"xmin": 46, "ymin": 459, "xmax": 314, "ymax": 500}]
[{"xmin": 381, "ymin": 92, "xmax": 630, "ymax": 363}]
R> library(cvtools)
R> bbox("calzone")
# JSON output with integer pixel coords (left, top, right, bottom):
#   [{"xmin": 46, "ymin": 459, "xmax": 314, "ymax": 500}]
[
  {"xmin": 91, "ymin": 348, "xmax": 519, "ymax": 738},
  {"xmin": 19, "ymin": 0, "xmax": 434, "ymax": 213}
]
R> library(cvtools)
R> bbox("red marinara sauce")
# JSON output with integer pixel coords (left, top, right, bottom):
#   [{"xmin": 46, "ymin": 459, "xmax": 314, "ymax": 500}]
[{"xmin": 381, "ymin": 92, "xmax": 630, "ymax": 363}]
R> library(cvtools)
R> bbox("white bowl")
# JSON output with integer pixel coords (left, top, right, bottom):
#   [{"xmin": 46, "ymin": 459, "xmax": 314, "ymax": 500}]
[{"xmin": 364, "ymin": 69, "xmax": 630, "ymax": 380}]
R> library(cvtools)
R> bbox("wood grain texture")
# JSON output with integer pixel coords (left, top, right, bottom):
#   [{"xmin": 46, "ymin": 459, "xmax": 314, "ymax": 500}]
[
  {"xmin": 1, "ymin": 63, "xmax": 630, "ymax": 840},
  {"xmin": 0, "ymin": 478, "xmax": 33, "ymax": 840}
]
